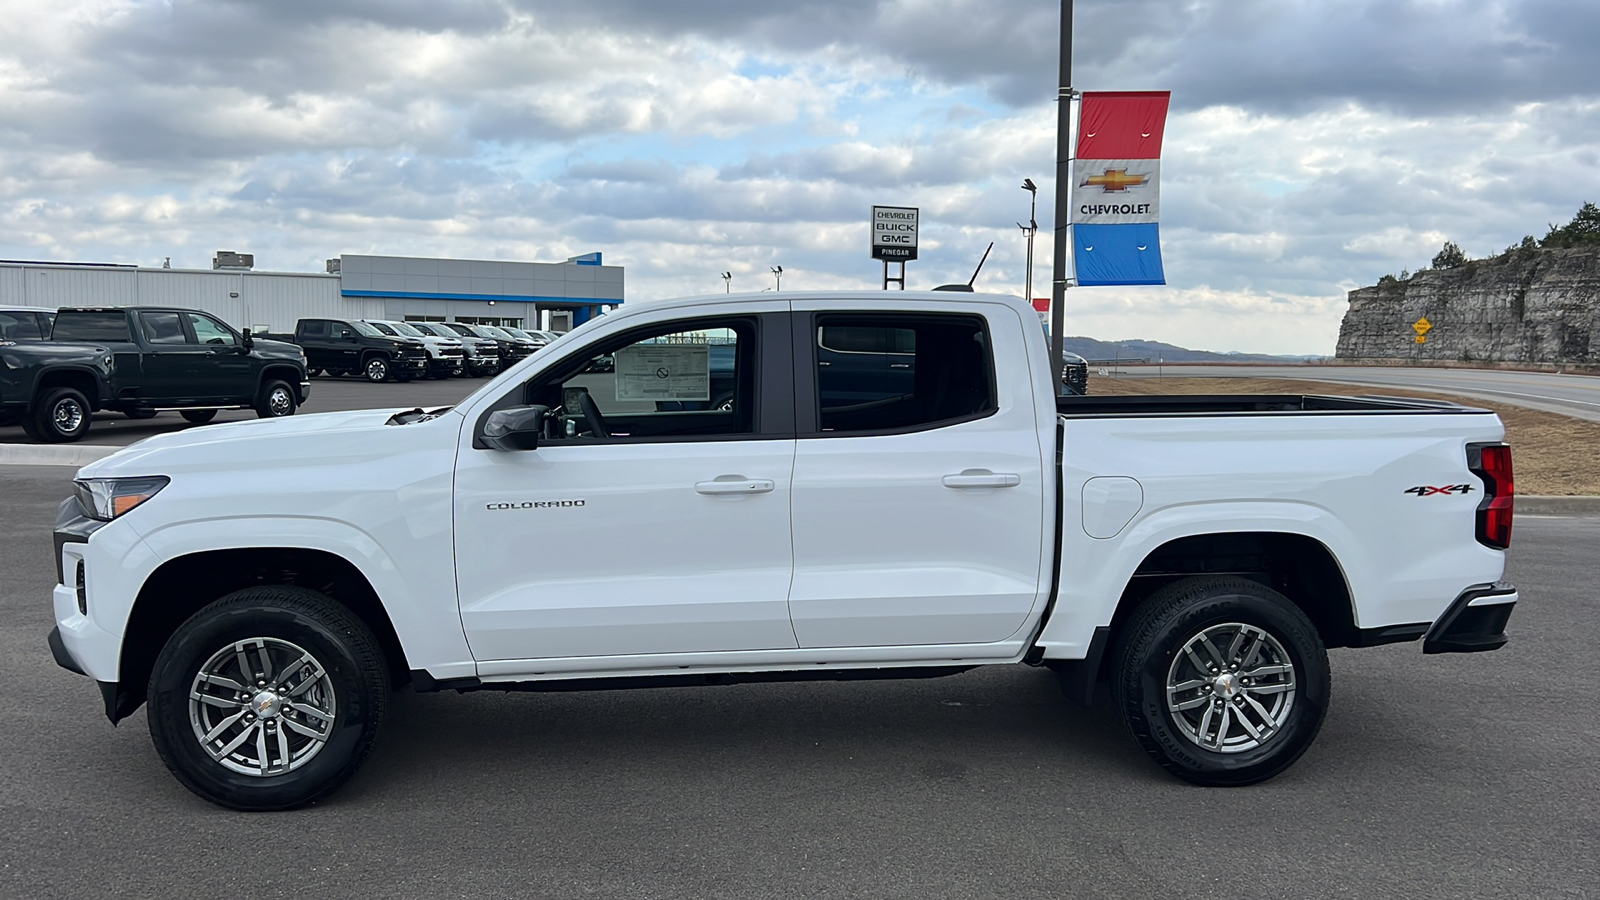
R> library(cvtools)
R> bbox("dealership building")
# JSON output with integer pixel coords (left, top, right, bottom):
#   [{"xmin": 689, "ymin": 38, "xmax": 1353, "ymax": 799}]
[{"xmin": 0, "ymin": 251, "xmax": 625, "ymax": 334}]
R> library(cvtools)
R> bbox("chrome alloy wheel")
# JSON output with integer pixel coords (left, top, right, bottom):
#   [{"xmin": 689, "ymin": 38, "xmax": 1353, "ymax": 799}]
[
  {"xmin": 53, "ymin": 398, "xmax": 85, "ymax": 432},
  {"xmin": 1165, "ymin": 623, "xmax": 1297, "ymax": 753},
  {"xmin": 267, "ymin": 385, "xmax": 293, "ymax": 416},
  {"xmin": 188, "ymin": 637, "xmax": 337, "ymax": 777}
]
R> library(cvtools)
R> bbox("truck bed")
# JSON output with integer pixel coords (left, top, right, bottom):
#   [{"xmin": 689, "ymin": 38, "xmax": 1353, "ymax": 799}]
[{"xmin": 1056, "ymin": 393, "xmax": 1495, "ymax": 417}]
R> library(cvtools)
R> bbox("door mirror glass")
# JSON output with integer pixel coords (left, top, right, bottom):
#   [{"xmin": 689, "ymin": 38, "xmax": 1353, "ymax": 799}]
[{"xmin": 483, "ymin": 405, "xmax": 550, "ymax": 451}]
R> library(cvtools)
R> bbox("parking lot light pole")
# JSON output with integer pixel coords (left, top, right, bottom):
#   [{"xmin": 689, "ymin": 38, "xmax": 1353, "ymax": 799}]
[
  {"xmin": 771, "ymin": 266, "xmax": 783, "ymax": 291},
  {"xmin": 721, "ymin": 271, "xmax": 731, "ymax": 293},
  {"xmin": 1019, "ymin": 178, "xmax": 1038, "ymax": 308}
]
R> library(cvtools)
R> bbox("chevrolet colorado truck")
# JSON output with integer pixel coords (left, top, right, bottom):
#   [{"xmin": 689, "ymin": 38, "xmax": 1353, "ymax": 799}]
[
  {"xmin": 46, "ymin": 292, "xmax": 1518, "ymax": 810},
  {"xmin": 2, "ymin": 307, "xmax": 308, "ymax": 442}
]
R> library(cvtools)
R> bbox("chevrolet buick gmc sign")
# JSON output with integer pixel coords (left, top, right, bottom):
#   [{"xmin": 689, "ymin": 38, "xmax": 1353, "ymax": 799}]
[{"xmin": 871, "ymin": 206, "xmax": 919, "ymax": 261}]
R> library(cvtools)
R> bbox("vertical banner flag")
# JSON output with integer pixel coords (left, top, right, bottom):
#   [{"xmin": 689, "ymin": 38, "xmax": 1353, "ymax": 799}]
[{"xmin": 1072, "ymin": 91, "xmax": 1170, "ymax": 286}]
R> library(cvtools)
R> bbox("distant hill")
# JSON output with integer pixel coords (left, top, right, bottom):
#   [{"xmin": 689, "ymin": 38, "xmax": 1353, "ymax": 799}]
[{"xmin": 1061, "ymin": 336, "xmax": 1322, "ymax": 364}]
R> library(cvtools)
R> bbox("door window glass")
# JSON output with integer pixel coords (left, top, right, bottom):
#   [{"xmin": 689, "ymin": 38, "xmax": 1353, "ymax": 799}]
[
  {"xmin": 0, "ymin": 312, "xmax": 45, "ymax": 341},
  {"xmin": 525, "ymin": 319, "xmax": 754, "ymax": 441},
  {"xmin": 186, "ymin": 313, "xmax": 237, "ymax": 346},
  {"xmin": 139, "ymin": 311, "xmax": 189, "ymax": 344},
  {"xmin": 814, "ymin": 314, "xmax": 995, "ymax": 434}
]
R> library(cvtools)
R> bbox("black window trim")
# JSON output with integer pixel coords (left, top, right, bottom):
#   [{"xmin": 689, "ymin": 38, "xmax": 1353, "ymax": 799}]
[
  {"xmin": 794, "ymin": 310, "xmax": 1000, "ymax": 440},
  {"xmin": 471, "ymin": 311, "xmax": 796, "ymax": 450}
]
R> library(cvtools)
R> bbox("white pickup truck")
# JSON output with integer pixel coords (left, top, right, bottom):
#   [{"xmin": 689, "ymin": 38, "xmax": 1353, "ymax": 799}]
[{"xmin": 47, "ymin": 291, "xmax": 1518, "ymax": 810}]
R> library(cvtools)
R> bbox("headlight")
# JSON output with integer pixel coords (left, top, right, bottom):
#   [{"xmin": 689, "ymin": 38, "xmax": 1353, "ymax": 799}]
[{"xmin": 74, "ymin": 476, "xmax": 170, "ymax": 521}]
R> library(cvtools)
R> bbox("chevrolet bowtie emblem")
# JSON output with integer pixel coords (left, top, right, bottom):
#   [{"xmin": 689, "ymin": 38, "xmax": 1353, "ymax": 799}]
[{"xmin": 1081, "ymin": 168, "xmax": 1149, "ymax": 192}]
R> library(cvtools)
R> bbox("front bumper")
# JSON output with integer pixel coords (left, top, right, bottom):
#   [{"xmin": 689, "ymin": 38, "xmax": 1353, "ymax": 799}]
[
  {"xmin": 297, "ymin": 380, "xmax": 312, "ymax": 403},
  {"xmin": 1424, "ymin": 581, "xmax": 1517, "ymax": 653},
  {"xmin": 466, "ymin": 357, "xmax": 499, "ymax": 374}
]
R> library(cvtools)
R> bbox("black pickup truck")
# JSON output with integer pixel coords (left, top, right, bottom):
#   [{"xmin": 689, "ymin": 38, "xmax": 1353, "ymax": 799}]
[
  {"xmin": 266, "ymin": 318, "xmax": 431, "ymax": 383},
  {"xmin": 0, "ymin": 307, "xmax": 309, "ymax": 442}
]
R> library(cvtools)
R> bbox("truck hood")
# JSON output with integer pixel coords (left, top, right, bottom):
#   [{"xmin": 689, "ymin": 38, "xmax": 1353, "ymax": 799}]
[{"xmin": 77, "ymin": 407, "xmax": 463, "ymax": 478}]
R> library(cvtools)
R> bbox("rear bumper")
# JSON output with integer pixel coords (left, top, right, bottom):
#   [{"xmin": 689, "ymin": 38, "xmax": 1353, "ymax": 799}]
[{"xmin": 1424, "ymin": 581, "xmax": 1517, "ymax": 654}]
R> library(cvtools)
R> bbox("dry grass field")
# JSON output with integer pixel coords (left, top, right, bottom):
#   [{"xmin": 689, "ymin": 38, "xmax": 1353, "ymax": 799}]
[{"xmin": 1089, "ymin": 376, "xmax": 1600, "ymax": 495}]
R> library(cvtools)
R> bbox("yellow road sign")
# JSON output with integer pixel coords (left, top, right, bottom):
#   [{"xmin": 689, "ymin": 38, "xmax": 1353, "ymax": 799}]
[
  {"xmin": 1415, "ymin": 335, "xmax": 1426, "ymax": 344},
  {"xmin": 1413, "ymin": 317, "xmax": 1432, "ymax": 335}
]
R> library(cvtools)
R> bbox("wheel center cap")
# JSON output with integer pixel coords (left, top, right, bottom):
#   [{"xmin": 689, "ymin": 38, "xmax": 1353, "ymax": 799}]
[
  {"xmin": 251, "ymin": 691, "xmax": 282, "ymax": 719},
  {"xmin": 1212, "ymin": 673, "xmax": 1239, "ymax": 698}
]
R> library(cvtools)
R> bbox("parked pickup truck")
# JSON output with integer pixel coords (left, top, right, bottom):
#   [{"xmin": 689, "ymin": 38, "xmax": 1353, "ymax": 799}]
[
  {"xmin": 46, "ymin": 292, "xmax": 1517, "ymax": 810},
  {"xmin": 267, "ymin": 318, "xmax": 431, "ymax": 383},
  {"xmin": 2, "ymin": 307, "xmax": 309, "ymax": 442}
]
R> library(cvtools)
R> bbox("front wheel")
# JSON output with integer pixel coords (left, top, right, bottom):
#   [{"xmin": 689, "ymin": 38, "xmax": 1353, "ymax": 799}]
[
  {"xmin": 146, "ymin": 586, "xmax": 389, "ymax": 811},
  {"xmin": 181, "ymin": 409, "xmax": 219, "ymax": 424},
  {"xmin": 255, "ymin": 380, "xmax": 297, "ymax": 418},
  {"xmin": 1112, "ymin": 576, "xmax": 1329, "ymax": 786},
  {"xmin": 123, "ymin": 409, "xmax": 159, "ymax": 420},
  {"xmin": 363, "ymin": 356, "xmax": 391, "ymax": 383}
]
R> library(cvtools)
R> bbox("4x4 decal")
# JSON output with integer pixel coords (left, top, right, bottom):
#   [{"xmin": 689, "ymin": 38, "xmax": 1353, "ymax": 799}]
[{"xmin": 1404, "ymin": 484, "xmax": 1474, "ymax": 497}]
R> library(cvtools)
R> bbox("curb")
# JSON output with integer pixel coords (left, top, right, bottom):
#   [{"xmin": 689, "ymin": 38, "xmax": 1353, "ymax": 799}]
[
  {"xmin": 0, "ymin": 443, "xmax": 121, "ymax": 467},
  {"xmin": 1517, "ymin": 495, "xmax": 1600, "ymax": 516}
]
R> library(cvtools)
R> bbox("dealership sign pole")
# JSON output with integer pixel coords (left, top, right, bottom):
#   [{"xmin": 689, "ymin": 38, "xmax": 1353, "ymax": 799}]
[
  {"xmin": 872, "ymin": 205, "xmax": 918, "ymax": 289},
  {"xmin": 1048, "ymin": 0, "xmax": 1074, "ymax": 390}
]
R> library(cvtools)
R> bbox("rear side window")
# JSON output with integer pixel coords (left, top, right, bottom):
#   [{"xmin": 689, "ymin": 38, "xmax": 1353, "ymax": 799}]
[
  {"xmin": 0, "ymin": 312, "xmax": 46, "ymax": 341},
  {"xmin": 299, "ymin": 320, "xmax": 329, "ymax": 338},
  {"xmin": 138, "ymin": 311, "xmax": 188, "ymax": 344},
  {"xmin": 52, "ymin": 312, "xmax": 131, "ymax": 342},
  {"xmin": 814, "ymin": 313, "xmax": 995, "ymax": 434}
]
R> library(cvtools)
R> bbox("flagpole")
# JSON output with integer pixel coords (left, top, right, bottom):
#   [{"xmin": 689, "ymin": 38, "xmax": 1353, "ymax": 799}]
[{"xmin": 1049, "ymin": 0, "xmax": 1074, "ymax": 396}]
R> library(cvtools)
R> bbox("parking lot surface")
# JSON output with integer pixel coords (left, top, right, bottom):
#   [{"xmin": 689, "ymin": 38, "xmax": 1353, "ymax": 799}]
[{"xmin": 1, "ymin": 464, "xmax": 1595, "ymax": 898}]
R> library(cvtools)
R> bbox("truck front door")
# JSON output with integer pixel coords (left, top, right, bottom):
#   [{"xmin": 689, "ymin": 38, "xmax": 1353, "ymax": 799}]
[
  {"xmin": 184, "ymin": 312, "xmax": 252, "ymax": 402},
  {"xmin": 786, "ymin": 302, "xmax": 1050, "ymax": 649},
  {"xmin": 452, "ymin": 307, "xmax": 799, "ymax": 664},
  {"xmin": 135, "ymin": 310, "xmax": 203, "ymax": 404}
]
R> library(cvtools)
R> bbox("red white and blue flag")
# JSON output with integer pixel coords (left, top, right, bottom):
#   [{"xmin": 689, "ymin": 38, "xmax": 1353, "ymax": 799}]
[{"xmin": 1072, "ymin": 91, "xmax": 1170, "ymax": 286}]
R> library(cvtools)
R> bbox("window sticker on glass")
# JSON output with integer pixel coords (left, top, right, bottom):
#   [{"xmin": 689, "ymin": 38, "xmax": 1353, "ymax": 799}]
[{"xmin": 614, "ymin": 343, "xmax": 711, "ymax": 401}]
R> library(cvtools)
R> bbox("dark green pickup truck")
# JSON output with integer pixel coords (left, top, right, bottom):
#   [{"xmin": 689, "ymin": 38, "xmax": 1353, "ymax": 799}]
[{"xmin": 0, "ymin": 307, "xmax": 309, "ymax": 443}]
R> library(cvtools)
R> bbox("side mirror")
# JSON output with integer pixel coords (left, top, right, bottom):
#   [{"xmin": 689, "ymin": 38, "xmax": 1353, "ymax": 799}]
[
  {"xmin": 482, "ymin": 405, "xmax": 549, "ymax": 452},
  {"xmin": 341, "ymin": 330, "xmax": 356, "ymax": 340},
  {"xmin": 240, "ymin": 328, "xmax": 255, "ymax": 350}
]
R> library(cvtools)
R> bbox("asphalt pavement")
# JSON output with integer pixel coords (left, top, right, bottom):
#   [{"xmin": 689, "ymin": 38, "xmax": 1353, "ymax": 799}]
[
  {"xmin": 1115, "ymin": 365, "xmax": 1600, "ymax": 423},
  {"xmin": 1, "ymin": 464, "xmax": 1595, "ymax": 899}
]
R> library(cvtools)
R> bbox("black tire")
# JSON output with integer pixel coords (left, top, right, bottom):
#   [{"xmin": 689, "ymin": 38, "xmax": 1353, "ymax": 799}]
[
  {"xmin": 146, "ymin": 586, "xmax": 388, "ymax": 811},
  {"xmin": 123, "ymin": 409, "xmax": 159, "ymax": 420},
  {"xmin": 1111, "ymin": 576, "xmax": 1329, "ymax": 786},
  {"xmin": 710, "ymin": 392, "xmax": 735, "ymax": 412},
  {"xmin": 255, "ymin": 379, "xmax": 297, "ymax": 418},
  {"xmin": 363, "ymin": 356, "xmax": 391, "ymax": 383},
  {"xmin": 181, "ymin": 409, "xmax": 219, "ymax": 424},
  {"xmin": 28, "ymin": 386, "xmax": 92, "ymax": 443}
]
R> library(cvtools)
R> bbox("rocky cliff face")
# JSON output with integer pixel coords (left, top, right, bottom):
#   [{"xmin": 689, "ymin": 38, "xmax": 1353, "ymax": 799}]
[{"xmin": 1336, "ymin": 245, "xmax": 1600, "ymax": 363}]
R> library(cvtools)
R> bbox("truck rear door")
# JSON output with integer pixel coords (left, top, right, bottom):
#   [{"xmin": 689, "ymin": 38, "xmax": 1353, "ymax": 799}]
[{"xmin": 785, "ymin": 300, "xmax": 1051, "ymax": 648}]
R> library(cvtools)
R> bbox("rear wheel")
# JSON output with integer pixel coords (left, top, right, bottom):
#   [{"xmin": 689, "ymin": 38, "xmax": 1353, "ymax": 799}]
[
  {"xmin": 363, "ymin": 357, "xmax": 391, "ymax": 383},
  {"xmin": 26, "ymin": 387, "xmax": 92, "ymax": 443},
  {"xmin": 181, "ymin": 409, "xmax": 219, "ymax": 424},
  {"xmin": 1112, "ymin": 576, "xmax": 1329, "ymax": 786},
  {"xmin": 146, "ymin": 586, "xmax": 388, "ymax": 811},
  {"xmin": 255, "ymin": 380, "xmax": 297, "ymax": 418},
  {"xmin": 123, "ymin": 409, "xmax": 159, "ymax": 420}
]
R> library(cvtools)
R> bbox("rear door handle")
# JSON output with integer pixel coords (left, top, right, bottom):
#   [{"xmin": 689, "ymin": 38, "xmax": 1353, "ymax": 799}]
[
  {"xmin": 942, "ymin": 469, "xmax": 1021, "ymax": 489},
  {"xmin": 695, "ymin": 477, "xmax": 775, "ymax": 495}
]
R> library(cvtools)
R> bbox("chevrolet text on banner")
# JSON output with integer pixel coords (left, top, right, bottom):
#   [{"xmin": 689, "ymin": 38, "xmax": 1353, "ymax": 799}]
[{"xmin": 1072, "ymin": 91, "xmax": 1170, "ymax": 286}]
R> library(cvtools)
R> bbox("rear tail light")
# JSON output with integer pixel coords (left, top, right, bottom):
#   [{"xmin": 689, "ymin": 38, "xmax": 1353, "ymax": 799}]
[{"xmin": 1468, "ymin": 443, "xmax": 1514, "ymax": 549}]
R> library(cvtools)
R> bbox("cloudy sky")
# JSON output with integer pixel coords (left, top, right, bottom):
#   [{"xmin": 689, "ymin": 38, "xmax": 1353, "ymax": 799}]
[{"xmin": 2, "ymin": 0, "xmax": 1597, "ymax": 354}]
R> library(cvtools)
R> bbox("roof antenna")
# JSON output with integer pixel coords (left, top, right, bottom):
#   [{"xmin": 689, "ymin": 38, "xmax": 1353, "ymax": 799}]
[{"xmin": 932, "ymin": 241, "xmax": 994, "ymax": 292}]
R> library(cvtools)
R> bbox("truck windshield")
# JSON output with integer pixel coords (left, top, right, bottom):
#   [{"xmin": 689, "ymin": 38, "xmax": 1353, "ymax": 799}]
[
  {"xmin": 367, "ymin": 322, "xmax": 399, "ymax": 336},
  {"xmin": 387, "ymin": 322, "xmax": 427, "ymax": 338},
  {"xmin": 476, "ymin": 326, "xmax": 514, "ymax": 340},
  {"xmin": 500, "ymin": 327, "xmax": 536, "ymax": 341},
  {"xmin": 53, "ymin": 311, "xmax": 131, "ymax": 342},
  {"xmin": 349, "ymin": 321, "xmax": 384, "ymax": 337}
]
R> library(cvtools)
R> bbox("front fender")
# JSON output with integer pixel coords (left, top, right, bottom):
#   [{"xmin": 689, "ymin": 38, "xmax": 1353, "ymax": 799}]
[{"xmin": 91, "ymin": 516, "xmax": 476, "ymax": 683}]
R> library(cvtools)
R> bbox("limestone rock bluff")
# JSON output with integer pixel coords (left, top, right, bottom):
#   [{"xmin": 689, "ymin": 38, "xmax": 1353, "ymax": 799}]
[{"xmin": 1336, "ymin": 245, "xmax": 1600, "ymax": 363}]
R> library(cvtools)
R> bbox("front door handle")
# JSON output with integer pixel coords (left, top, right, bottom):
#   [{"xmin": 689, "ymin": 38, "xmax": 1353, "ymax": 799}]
[
  {"xmin": 942, "ymin": 469, "xmax": 1022, "ymax": 489},
  {"xmin": 695, "ymin": 477, "xmax": 775, "ymax": 495}
]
